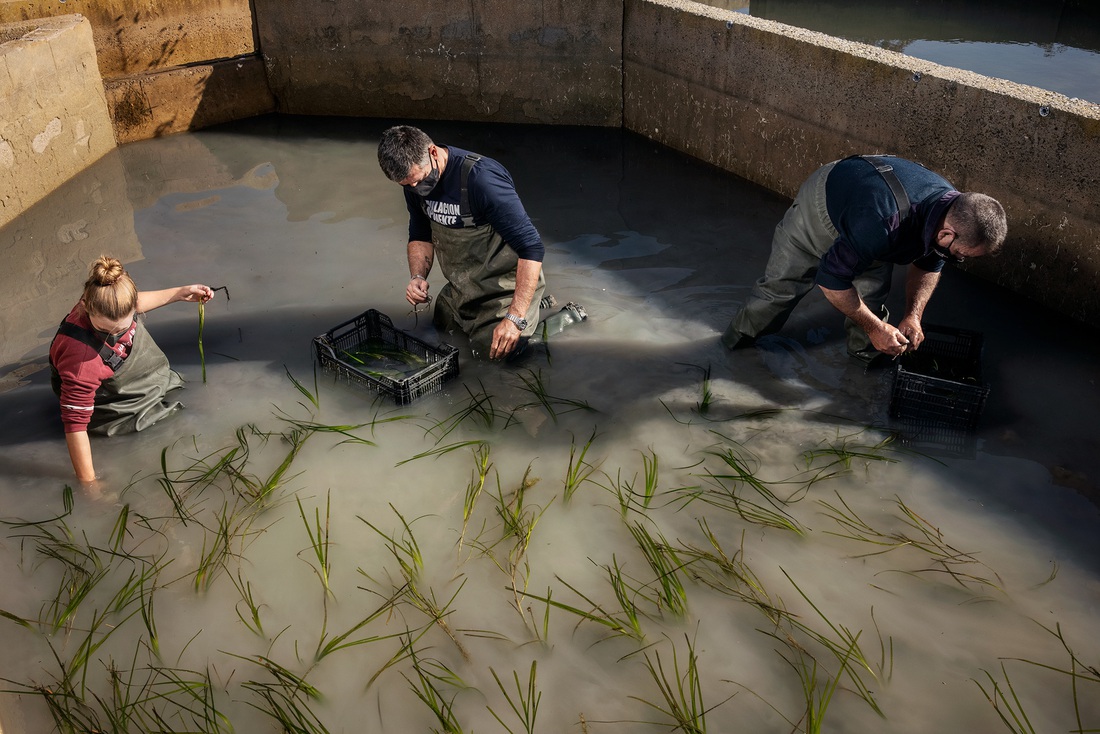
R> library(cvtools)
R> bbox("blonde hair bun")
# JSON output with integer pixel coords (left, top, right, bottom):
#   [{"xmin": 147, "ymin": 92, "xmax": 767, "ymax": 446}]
[
  {"xmin": 82, "ymin": 256, "xmax": 138, "ymax": 319},
  {"xmin": 88, "ymin": 256, "xmax": 126, "ymax": 287}
]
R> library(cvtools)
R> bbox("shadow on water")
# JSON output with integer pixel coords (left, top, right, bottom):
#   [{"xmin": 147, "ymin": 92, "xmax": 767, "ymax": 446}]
[
  {"xmin": 4, "ymin": 115, "xmax": 1100, "ymax": 733},
  {"xmin": 4, "ymin": 114, "xmax": 1100, "ymax": 506}
]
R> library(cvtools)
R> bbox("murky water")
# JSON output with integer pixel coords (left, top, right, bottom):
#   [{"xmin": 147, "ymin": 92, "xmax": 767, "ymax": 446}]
[
  {"xmin": 702, "ymin": 0, "xmax": 1100, "ymax": 103},
  {"xmin": 2, "ymin": 116, "xmax": 1099, "ymax": 733}
]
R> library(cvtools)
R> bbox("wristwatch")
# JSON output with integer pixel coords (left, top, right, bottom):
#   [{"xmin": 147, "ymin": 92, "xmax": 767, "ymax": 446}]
[{"xmin": 504, "ymin": 313, "xmax": 529, "ymax": 331}]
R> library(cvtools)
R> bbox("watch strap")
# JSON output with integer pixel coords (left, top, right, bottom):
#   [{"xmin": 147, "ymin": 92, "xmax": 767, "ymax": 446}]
[{"xmin": 504, "ymin": 313, "xmax": 528, "ymax": 330}]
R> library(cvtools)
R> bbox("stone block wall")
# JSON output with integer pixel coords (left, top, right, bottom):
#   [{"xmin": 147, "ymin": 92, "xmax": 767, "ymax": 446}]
[{"xmin": 0, "ymin": 16, "xmax": 116, "ymax": 230}]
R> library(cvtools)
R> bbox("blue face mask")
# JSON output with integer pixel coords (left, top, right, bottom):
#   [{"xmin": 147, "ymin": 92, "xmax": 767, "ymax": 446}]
[{"xmin": 405, "ymin": 158, "xmax": 440, "ymax": 197}]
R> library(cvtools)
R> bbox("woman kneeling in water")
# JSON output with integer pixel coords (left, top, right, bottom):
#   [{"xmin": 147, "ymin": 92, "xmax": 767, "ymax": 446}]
[{"xmin": 50, "ymin": 256, "xmax": 214, "ymax": 485}]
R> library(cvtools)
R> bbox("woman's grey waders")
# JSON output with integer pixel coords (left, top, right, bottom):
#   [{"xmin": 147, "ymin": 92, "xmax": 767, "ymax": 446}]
[{"xmin": 57, "ymin": 323, "xmax": 187, "ymax": 436}]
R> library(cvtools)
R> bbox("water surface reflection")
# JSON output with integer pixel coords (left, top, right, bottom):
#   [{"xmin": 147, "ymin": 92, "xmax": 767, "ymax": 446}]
[{"xmin": 700, "ymin": 0, "xmax": 1100, "ymax": 102}]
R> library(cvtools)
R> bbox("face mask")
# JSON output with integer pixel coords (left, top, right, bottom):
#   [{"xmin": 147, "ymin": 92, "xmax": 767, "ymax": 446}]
[
  {"xmin": 93, "ymin": 319, "xmax": 133, "ymax": 345},
  {"xmin": 407, "ymin": 158, "xmax": 440, "ymax": 197},
  {"xmin": 94, "ymin": 329, "xmax": 119, "ymax": 346},
  {"xmin": 932, "ymin": 244, "xmax": 963, "ymax": 264}
]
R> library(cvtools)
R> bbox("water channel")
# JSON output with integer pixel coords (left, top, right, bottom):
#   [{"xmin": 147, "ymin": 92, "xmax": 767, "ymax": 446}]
[
  {"xmin": 699, "ymin": 0, "xmax": 1100, "ymax": 103},
  {"xmin": 1, "ymin": 116, "xmax": 1098, "ymax": 732}
]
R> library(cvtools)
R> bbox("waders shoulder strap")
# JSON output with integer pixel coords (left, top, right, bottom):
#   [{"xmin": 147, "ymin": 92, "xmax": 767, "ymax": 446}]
[
  {"xmin": 55, "ymin": 320, "xmax": 125, "ymax": 372},
  {"xmin": 459, "ymin": 153, "xmax": 482, "ymax": 227},
  {"xmin": 858, "ymin": 154, "xmax": 911, "ymax": 222}
]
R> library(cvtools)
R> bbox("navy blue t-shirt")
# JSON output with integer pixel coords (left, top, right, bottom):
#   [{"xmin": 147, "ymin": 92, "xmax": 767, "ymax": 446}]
[
  {"xmin": 404, "ymin": 146, "xmax": 544, "ymax": 262},
  {"xmin": 817, "ymin": 156, "xmax": 958, "ymax": 290}
]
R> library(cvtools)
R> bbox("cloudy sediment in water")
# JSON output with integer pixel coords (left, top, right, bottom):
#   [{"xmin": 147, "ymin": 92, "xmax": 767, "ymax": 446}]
[{"xmin": 0, "ymin": 117, "xmax": 1098, "ymax": 733}]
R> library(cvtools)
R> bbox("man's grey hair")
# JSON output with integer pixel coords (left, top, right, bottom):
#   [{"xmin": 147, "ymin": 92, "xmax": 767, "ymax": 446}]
[
  {"xmin": 948, "ymin": 193, "xmax": 1008, "ymax": 254},
  {"xmin": 378, "ymin": 126, "xmax": 433, "ymax": 182}
]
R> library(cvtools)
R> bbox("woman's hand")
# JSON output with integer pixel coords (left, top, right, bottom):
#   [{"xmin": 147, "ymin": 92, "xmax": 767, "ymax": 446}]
[
  {"xmin": 177, "ymin": 284, "xmax": 215, "ymax": 303},
  {"xmin": 138, "ymin": 285, "xmax": 215, "ymax": 312}
]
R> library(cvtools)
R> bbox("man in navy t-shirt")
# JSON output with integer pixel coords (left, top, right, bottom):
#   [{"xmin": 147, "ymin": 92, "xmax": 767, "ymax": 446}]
[
  {"xmin": 377, "ymin": 126, "xmax": 546, "ymax": 361},
  {"xmin": 722, "ymin": 155, "xmax": 1007, "ymax": 360}
]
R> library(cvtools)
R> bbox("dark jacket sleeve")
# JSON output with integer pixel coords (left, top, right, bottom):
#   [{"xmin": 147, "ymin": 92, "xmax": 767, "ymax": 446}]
[{"xmin": 468, "ymin": 165, "xmax": 545, "ymax": 262}]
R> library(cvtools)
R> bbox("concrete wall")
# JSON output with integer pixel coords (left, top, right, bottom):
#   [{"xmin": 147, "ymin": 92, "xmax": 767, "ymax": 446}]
[
  {"xmin": 2, "ymin": 0, "xmax": 1099, "ymax": 328},
  {"xmin": 623, "ymin": 0, "xmax": 1100, "ymax": 327},
  {"xmin": 0, "ymin": 0, "xmax": 256, "ymax": 79},
  {"xmin": 105, "ymin": 56, "xmax": 275, "ymax": 144},
  {"xmin": 0, "ymin": 146, "xmax": 141, "ymax": 369},
  {"xmin": 0, "ymin": 129, "xmax": 275, "ymax": 371},
  {"xmin": 0, "ymin": 0, "xmax": 273, "ymax": 145},
  {"xmin": 251, "ymin": 0, "xmax": 623, "ymax": 126},
  {"xmin": 0, "ymin": 16, "xmax": 116, "ymax": 230}
]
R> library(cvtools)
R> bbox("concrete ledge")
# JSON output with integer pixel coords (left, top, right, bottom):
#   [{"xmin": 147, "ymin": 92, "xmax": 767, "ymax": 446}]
[
  {"xmin": 0, "ymin": 15, "xmax": 116, "ymax": 230},
  {"xmin": 624, "ymin": 0, "xmax": 1100, "ymax": 327},
  {"xmin": 104, "ymin": 55, "xmax": 276, "ymax": 143}
]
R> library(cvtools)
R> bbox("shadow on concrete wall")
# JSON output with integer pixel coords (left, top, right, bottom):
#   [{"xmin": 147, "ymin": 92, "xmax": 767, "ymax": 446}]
[
  {"xmin": 107, "ymin": 54, "xmax": 275, "ymax": 144},
  {"xmin": 0, "ymin": 150, "xmax": 141, "ymax": 369}
]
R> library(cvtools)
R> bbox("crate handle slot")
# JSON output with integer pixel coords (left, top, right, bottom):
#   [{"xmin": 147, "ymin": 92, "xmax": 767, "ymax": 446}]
[{"xmin": 920, "ymin": 384, "xmax": 961, "ymax": 399}]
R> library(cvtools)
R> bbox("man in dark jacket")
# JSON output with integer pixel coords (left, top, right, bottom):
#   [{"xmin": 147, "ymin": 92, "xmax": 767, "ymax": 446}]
[
  {"xmin": 378, "ymin": 125, "xmax": 545, "ymax": 361},
  {"xmin": 722, "ymin": 155, "xmax": 1007, "ymax": 360}
]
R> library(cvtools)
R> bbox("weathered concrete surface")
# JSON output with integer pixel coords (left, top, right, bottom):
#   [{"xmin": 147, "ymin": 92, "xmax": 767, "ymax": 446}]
[
  {"xmin": 251, "ymin": 0, "xmax": 623, "ymax": 126},
  {"xmin": 0, "ymin": 127, "xmax": 282, "ymax": 376},
  {"xmin": 3, "ymin": 0, "xmax": 1099, "ymax": 328},
  {"xmin": 624, "ymin": 0, "xmax": 1100, "ymax": 327},
  {"xmin": 2, "ymin": 0, "xmax": 266, "ymax": 152},
  {"xmin": 0, "ymin": 0, "xmax": 255, "ymax": 79},
  {"xmin": 105, "ymin": 55, "xmax": 275, "ymax": 144},
  {"xmin": 0, "ymin": 147, "xmax": 140, "ymax": 370},
  {"xmin": 0, "ymin": 16, "xmax": 116, "ymax": 230}
]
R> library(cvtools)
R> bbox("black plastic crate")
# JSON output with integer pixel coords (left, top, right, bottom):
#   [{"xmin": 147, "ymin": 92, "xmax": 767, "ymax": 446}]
[
  {"xmin": 889, "ymin": 325, "xmax": 990, "ymax": 434},
  {"xmin": 889, "ymin": 418, "xmax": 978, "ymax": 458},
  {"xmin": 313, "ymin": 309, "xmax": 459, "ymax": 404}
]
